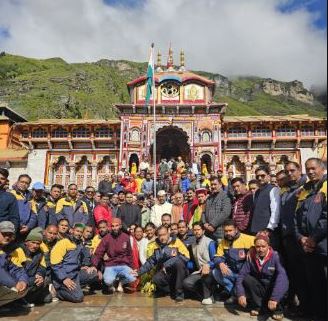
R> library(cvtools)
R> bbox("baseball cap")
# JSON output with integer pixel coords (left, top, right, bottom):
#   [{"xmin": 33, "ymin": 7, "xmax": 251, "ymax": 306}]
[
  {"xmin": 32, "ymin": 182, "xmax": 45, "ymax": 190},
  {"xmin": 0, "ymin": 221, "xmax": 15, "ymax": 234}
]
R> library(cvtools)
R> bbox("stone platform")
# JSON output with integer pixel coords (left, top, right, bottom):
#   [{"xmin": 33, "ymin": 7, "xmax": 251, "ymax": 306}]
[{"xmin": 0, "ymin": 292, "xmax": 306, "ymax": 321}]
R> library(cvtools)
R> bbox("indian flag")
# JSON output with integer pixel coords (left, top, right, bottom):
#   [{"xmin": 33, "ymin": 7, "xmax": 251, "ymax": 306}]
[{"xmin": 145, "ymin": 44, "xmax": 154, "ymax": 105}]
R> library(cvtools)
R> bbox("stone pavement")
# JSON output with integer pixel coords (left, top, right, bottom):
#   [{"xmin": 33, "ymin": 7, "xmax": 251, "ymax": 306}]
[{"xmin": 0, "ymin": 292, "xmax": 307, "ymax": 321}]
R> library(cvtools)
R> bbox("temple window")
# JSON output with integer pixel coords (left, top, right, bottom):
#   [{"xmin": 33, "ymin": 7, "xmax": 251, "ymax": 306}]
[
  {"xmin": 129, "ymin": 128, "xmax": 140, "ymax": 142},
  {"xmin": 201, "ymin": 130, "xmax": 212, "ymax": 142},
  {"xmin": 52, "ymin": 127, "xmax": 68, "ymax": 138},
  {"xmin": 32, "ymin": 128, "xmax": 48, "ymax": 138},
  {"xmin": 252, "ymin": 126, "xmax": 271, "ymax": 137},
  {"xmin": 21, "ymin": 130, "xmax": 29, "ymax": 138},
  {"xmin": 227, "ymin": 127, "xmax": 247, "ymax": 138},
  {"xmin": 317, "ymin": 126, "xmax": 327, "ymax": 136},
  {"xmin": 95, "ymin": 127, "xmax": 113, "ymax": 138},
  {"xmin": 301, "ymin": 125, "xmax": 314, "ymax": 136},
  {"xmin": 276, "ymin": 125, "xmax": 296, "ymax": 137},
  {"xmin": 72, "ymin": 127, "xmax": 90, "ymax": 138}
]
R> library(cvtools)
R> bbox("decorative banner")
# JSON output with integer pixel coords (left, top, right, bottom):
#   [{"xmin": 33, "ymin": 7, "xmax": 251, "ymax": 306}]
[{"xmin": 184, "ymin": 84, "xmax": 205, "ymax": 102}]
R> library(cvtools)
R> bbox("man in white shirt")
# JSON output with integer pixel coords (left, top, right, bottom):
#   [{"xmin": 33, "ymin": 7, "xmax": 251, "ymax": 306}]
[{"xmin": 150, "ymin": 190, "xmax": 172, "ymax": 227}]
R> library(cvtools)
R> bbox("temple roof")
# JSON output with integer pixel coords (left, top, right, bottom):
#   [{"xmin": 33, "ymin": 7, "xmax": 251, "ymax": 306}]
[
  {"xmin": 15, "ymin": 119, "xmax": 121, "ymax": 126},
  {"xmin": 224, "ymin": 114, "xmax": 326, "ymax": 123},
  {"xmin": 0, "ymin": 103, "xmax": 27, "ymax": 123}
]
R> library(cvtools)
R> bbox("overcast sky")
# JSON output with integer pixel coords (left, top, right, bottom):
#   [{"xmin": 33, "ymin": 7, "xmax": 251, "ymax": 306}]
[{"xmin": 0, "ymin": 0, "xmax": 326, "ymax": 88}]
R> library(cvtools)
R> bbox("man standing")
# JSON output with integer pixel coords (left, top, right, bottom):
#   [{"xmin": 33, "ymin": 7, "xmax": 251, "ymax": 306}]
[
  {"xmin": 0, "ymin": 168, "xmax": 19, "ymax": 232},
  {"xmin": 202, "ymin": 177, "xmax": 231, "ymax": 241},
  {"xmin": 159, "ymin": 159, "xmax": 169, "ymax": 178},
  {"xmin": 189, "ymin": 188, "xmax": 208, "ymax": 225},
  {"xmin": 136, "ymin": 225, "xmax": 189, "ymax": 302},
  {"xmin": 231, "ymin": 178, "xmax": 253, "ymax": 233},
  {"xmin": 183, "ymin": 188, "xmax": 198, "ymax": 225},
  {"xmin": 171, "ymin": 192, "xmax": 184, "ymax": 224},
  {"xmin": 117, "ymin": 192, "xmax": 141, "ymax": 230},
  {"xmin": 92, "ymin": 218, "xmax": 136, "ymax": 293},
  {"xmin": 94, "ymin": 194, "xmax": 113, "ymax": 227},
  {"xmin": 295, "ymin": 158, "xmax": 327, "ymax": 321},
  {"xmin": 141, "ymin": 173, "xmax": 154, "ymax": 197},
  {"xmin": 150, "ymin": 190, "xmax": 173, "ymax": 227},
  {"xmin": 98, "ymin": 174, "xmax": 113, "ymax": 196},
  {"xmin": 250, "ymin": 166, "xmax": 280, "ymax": 248},
  {"xmin": 55, "ymin": 184, "xmax": 89, "ymax": 228},
  {"xmin": 179, "ymin": 171, "xmax": 191, "ymax": 194},
  {"xmin": 82, "ymin": 186, "xmax": 97, "ymax": 226}
]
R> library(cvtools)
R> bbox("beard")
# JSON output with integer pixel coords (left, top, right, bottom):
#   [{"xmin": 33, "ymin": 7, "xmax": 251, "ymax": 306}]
[
  {"xmin": 111, "ymin": 230, "xmax": 121, "ymax": 237},
  {"xmin": 224, "ymin": 234, "xmax": 235, "ymax": 241},
  {"xmin": 99, "ymin": 230, "xmax": 108, "ymax": 237}
]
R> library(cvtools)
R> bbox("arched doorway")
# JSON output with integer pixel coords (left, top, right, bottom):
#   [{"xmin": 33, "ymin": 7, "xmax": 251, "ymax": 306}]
[
  {"xmin": 150, "ymin": 126, "xmax": 191, "ymax": 163},
  {"xmin": 129, "ymin": 153, "xmax": 139, "ymax": 173},
  {"xmin": 201, "ymin": 153, "xmax": 212, "ymax": 174}
]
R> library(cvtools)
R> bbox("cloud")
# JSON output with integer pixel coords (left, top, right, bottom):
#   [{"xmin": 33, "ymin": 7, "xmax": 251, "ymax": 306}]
[{"xmin": 0, "ymin": 0, "xmax": 326, "ymax": 88}]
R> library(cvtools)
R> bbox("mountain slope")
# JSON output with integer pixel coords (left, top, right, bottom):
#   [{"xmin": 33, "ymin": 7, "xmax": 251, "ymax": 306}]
[{"xmin": 0, "ymin": 53, "xmax": 326, "ymax": 120}]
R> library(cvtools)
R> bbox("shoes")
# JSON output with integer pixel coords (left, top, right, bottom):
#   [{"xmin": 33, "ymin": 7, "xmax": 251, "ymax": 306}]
[
  {"xmin": 224, "ymin": 296, "xmax": 236, "ymax": 305},
  {"xmin": 175, "ymin": 293, "xmax": 184, "ymax": 302},
  {"xmin": 20, "ymin": 299, "xmax": 35, "ymax": 309},
  {"xmin": 201, "ymin": 297, "xmax": 213, "ymax": 305},
  {"xmin": 116, "ymin": 282, "xmax": 124, "ymax": 293}
]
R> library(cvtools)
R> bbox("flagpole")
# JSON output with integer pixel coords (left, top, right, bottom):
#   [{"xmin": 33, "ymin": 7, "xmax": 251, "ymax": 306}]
[{"xmin": 151, "ymin": 43, "xmax": 157, "ymax": 197}]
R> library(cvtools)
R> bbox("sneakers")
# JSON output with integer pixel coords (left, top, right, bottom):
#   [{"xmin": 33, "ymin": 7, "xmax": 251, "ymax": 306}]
[
  {"xmin": 116, "ymin": 282, "xmax": 124, "ymax": 293},
  {"xmin": 20, "ymin": 299, "xmax": 35, "ymax": 309},
  {"xmin": 201, "ymin": 297, "xmax": 214, "ymax": 305}
]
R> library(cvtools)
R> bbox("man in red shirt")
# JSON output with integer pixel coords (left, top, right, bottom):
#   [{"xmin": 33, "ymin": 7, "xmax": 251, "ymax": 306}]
[{"xmin": 93, "ymin": 194, "xmax": 113, "ymax": 227}]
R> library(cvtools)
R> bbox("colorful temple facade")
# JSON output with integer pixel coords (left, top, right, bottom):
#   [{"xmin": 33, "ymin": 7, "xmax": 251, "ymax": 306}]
[{"xmin": 0, "ymin": 49, "xmax": 326, "ymax": 189}]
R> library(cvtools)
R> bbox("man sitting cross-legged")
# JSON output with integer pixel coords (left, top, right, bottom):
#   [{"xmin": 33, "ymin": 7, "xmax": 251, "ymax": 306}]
[
  {"xmin": 92, "ymin": 218, "xmax": 136, "ymax": 294},
  {"xmin": 135, "ymin": 225, "xmax": 190, "ymax": 302},
  {"xmin": 50, "ymin": 223, "xmax": 98, "ymax": 302}
]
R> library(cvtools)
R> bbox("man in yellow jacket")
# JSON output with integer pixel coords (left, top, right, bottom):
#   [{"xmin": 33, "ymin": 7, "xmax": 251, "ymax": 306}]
[{"xmin": 135, "ymin": 225, "xmax": 189, "ymax": 302}]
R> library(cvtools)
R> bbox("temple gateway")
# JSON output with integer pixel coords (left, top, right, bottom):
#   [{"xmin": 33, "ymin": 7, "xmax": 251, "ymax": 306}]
[{"xmin": 0, "ymin": 48, "xmax": 326, "ymax": 189}]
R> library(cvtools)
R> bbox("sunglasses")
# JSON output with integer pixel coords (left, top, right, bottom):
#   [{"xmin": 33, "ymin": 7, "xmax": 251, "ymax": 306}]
[{"xmin": 256, "ymin": 174, "xmax": 266, "ymax": 179}]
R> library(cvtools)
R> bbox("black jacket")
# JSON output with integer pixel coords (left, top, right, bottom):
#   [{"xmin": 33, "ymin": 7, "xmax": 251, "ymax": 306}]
[
  {"xmin": 117, "ymin": 203, "xmax": 141, "ymax": 229},
  {"xmin": 0, "ymin": 189, "xmax": 20, "ymax": 231}
]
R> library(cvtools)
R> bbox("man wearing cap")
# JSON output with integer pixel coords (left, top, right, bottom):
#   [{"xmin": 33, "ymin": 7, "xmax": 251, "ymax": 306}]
[
  {"xmin": 30, "ymin": 182, "xmax": 47, "ymax": 227},
  {"xmin": 0, "ymin": 168, "xmax": 20, "ymax": 232},
  {"xmin": 38, "ymin": 184, "xmax": 63, "ymax": 229},
  {"xmin": 11, "ymin": 174, "xmax": 37, "ymax": 238},
  {"xmin": 150, "ymin": 190, "xmax": 173, "ymax": 227},
  {"xmin": 0, "ymin": 221, "xmax": 29, "ymax": 307},
  {"xmin": 55, "ymin": 183, "xmax": 89, "ymax": 229},
  {"xmin": 92, "ymin": 218, "xmax": 136, "ymax": 293},
  {"xmin": 10, "ymin": 227, "xmax": 51, "ymax": 306},
  {"xmin": 50, "ymin": 223, "xmax": 98, "ymax": 302}
]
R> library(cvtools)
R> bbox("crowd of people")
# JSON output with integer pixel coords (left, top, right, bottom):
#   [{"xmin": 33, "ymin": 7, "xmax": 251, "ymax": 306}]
[{"xmin": 0, "ymin": 156, "xmax": 326, "ymax": 321}]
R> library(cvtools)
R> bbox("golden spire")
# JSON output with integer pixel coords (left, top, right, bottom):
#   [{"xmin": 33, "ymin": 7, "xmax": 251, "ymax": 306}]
[
  {"xmin": 179, "ymin": 49, "xmax": 185, "ymax": 71},
  {"xmin": 167, "ymin": 43, "xmax": 174, "ymax": 70},
  {"xmin": 156, "ymin": 50, "xmax": 163, "ymax": 72}
]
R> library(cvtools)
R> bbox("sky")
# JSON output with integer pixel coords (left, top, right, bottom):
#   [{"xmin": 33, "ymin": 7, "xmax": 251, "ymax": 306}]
[{"xmin": 0, "ymin": 0, "xmax": 326, "ymax": 88}]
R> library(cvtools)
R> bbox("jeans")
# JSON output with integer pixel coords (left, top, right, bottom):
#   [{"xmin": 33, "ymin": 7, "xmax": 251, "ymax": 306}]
[
  {"xmin": 103, "ymin": 265, "xmax": 136, "ymax": 286},
  {"xmin": 212, "ymin": 267, "xmax": 238, "ymax": 294}
]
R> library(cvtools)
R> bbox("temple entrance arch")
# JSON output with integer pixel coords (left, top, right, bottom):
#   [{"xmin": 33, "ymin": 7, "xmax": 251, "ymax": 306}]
[
  {"xmin": 200, "ymin": 153, "xmax": 212, "ymax": 174},
  {"xmin": 150, "ymin": 126, "xmax": 191, "ymax": 163},
  {"xmin": 129, "ymin": 153, "xmax": 139, "ymax": 173}
]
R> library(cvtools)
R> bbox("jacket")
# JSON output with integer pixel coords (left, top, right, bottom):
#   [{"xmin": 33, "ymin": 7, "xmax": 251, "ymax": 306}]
[
  {"xmin": 11, "ymin": 189, "xmax": 37, "ymax": 230},
  {"xmin": 92, "ymin": 231, "xmax": 133, "ymax": 268},
  {"xmin": 117, "ymin": 204, "xmax": 141, "ymax": 229},
  {"xmin": 183, "ymin": 198, "xmax": 199, "ymax": 224},
  {"xmin": 179, "ymin": 178, "xmax": 191, "ymax": 194},
  {"xmin": 98, "ymin": 180, "xmax": 113, "ymax": 195},
  {"xmin": 37, "ymin": 197, "xmax": 58, "ymax": 229},
  {"xmin": 236, "ymin": 247, "xmax": 289, "ymax": 302},
  {"xmin": 0, "ymin": 189, "xmax": 20, "ymax": 231},
  {"xmin": 55, "ymin": 197, "xmax": 89, "ymax": 228},
  {"xmin": 213, "ymin": 233, "xmax": 255, "ymax": 273},
  {"xmin": 232, "ymin": 192, "xmax": 253, "ymax": 232},
  {"xmin": 142, "ymin": 180, "xmax": 154, "ymax": 195},
  {"xmin": 190, "ymin": 235, "xmax": 216, "ymax": 271},
  {"xmin": 295, "ymin": 177, "xmax": 327, "ymax": 256},
  {"xmin": 202, "ymin": 190, "xmax": 232, "ymax": 240},
  {"xmin": 0, "ymin": 248, "xmax": 29, "ymax": 288},
  {"xmin": 138, "ymin": 236, "xmax": 190, "ymax": 275},
  {"xmin": 94, "ymin": 204, "xmax": 113, "ymax": 226}
]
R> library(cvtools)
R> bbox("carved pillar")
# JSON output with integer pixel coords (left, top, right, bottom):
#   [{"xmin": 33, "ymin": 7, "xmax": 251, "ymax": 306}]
[
  {"xmin": 269, "ymin": 162, "xmax": 276, "ymax": 175},
  {"xmin": 91, "ymin": 162, "xmax": 98, "ymax": 187},
  {"xmin": 69, "ymin": 162, "xmax": 76, "ymax": 184},
  {"xmin": 48, "ymin": 164, "xmax": 54, "ymax": 186}
]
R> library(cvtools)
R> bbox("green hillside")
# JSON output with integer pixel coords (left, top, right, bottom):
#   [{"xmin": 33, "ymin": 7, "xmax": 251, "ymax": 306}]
[{"xmin": 0, "ymin": 53, "xmax": 326, "ymax": 120}]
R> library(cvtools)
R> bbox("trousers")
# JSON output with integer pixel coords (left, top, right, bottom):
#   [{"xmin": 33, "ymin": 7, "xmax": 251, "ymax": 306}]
[
  {"xmin": 183, "ymin": 272, "xmax": 213, "ymax": 299},
  {"xmin": 103, "ymin": 265, "xmax": 136, "ymax": 286}
]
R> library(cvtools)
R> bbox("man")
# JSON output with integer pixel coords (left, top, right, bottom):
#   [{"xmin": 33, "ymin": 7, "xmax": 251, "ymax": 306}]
[
  {"xmin": 202, "ymin": 177, "xmax": 231, "ymax": 241},
  {"xmin": 270, "ymin": 174, "xmax": 278, "ymax": 187},
  {"xmin": 161, "ymin": 213, "xmax": 172, "ymax": 228},
  {"xmin": 157, "ymin": 171, "xmax": 173, "ymax": 195},
  {"xmin": 170, "ymin": 223, "xmax": 178, "ymax": 236},
  {"xmin": 279, "ymin": 162, "xmax": 307, "ymax": 314},
  {"xmin": 177, "ymin": 220, "xmax": 196, "ymax": 248},
  {"xmin": 159, "ymin": 159, "xmax": 169, "ymax": 178},
  {"xmin": 183, "ymin": 188, "xmax": 198, "ymax": 225},
  {"xmin": 171, "ymin": 192, "xmax": 184, "ymax": 223},
  {"xmin": 92, "ymin": 218, "xmax": 136, "ymax": 293},
  {"xmin": 141, "ymin": 172, "xmax": 154, "ymax": 197},
  {"xmin": 136, "ymin": 225, "xmax": 190, "ymax": 302},
  {"xmin": 82, "ymin": 225, "xmax": 94, "ymax": 248},
  {"xmin": 182, "ymin": 222, "xmax": 216, "ymax": 305},
  {"xmin": 117, "ymin": 190, "xmax": 126, "ymax": 205},
  {"xmin": 90, "ymin": 220, "xmax": 109, "ymax": 254},
  {"xmin": 250, "ymin": 166, "xmax": 280, "ymax": 248},
  {"xmin": 30, "ymin": 182, "xmax": 47, "ymax": 227},
  {"xmin": 210, "ymin": 220, "xmax": 255, "ymax": 303},
  {"xmin": 217, "ymin": 168, "xmax": 228, "ymax": 188},
  {"xmin": 0, "ymin": 168, "xmax": 20, "ymax": 231},
  {"xmin": 0, "ymin": 221, "xmax": 28, "ymax": 307},
  {"xmin": 55, "ymin": 184, "xmax": 89, "ymax": 228},
  {"xmin": 248, "ymin": 179, "xmax": 259, "ymax": 198},
  {"xmin": 98, "ymin": 174, "xmax": 113, "ymax": 196},
  {"xmin": 189, "ymin": 188, "xmax": 207, "ymax": 226},
  {"xmin": 57, "ymin": 218, "xmax": 70, "ymax": 239},
  {"xmin": 139, "ymin": 157, "xmax": 150, "ymax": 173},
  {"xmin": 236, "ymin": 233, "xmax": 288, "ymax": 320},
  {"xmin": 179, "ymin": 171, "xmax": 191, "ymax": 194},
  {"xmin": 110, "ymin": 193, "xmax": 119, "ymax": 217},
  {"xmin": 82, "ymin": 186, "xmax": 97, "ymax": 226},
  {"xmin": 50, "ymin": 223, "xmax": 98, "ymax": 302},
  {"xmin": 10, "ymin": 227, "xmax": 51, "ymax": 306},
  {"xmin": 135, "ymin": 172, "xmax": 145, "ymax": 194},
  {"xmin": 294, "ymin": 158, "xmax": 327, "ymax": 321},
  {"xmin": 117, "ymin": 192, "xmax": 141, "ymax": 230},
  {"xmin": 38, "ymin": 184, "xmax": 62, "ymax": 229},
  {"xmin": 177, "ymin": 156, "xmax": 185, "ymax": 173},
  {"xmin": 150, "ymin": 190, "xmax": 173, "ymax": 227},
  {"xmin": 137, "ymin": 195, "xmax": 151, "ymax": 228},
  {"xmin": 11, "ymin": 174, "xmax": 37, "ymax": 239},
  {"xmin": 40, "ymin": 225, "xmax": 58, "ymax": 276},
  {"xmin": 94, "ymin": 194, "xmax": 112, "ymax": 227},
  {"xmin": 231, "ymin": 177, "xmax": 253, "ymax": 233}
]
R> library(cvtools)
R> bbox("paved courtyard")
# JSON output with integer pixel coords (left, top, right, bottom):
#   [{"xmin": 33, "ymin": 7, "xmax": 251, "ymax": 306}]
[{"xmin": 0, "ymin": 292, "xmax": 308, "ymax": 321}]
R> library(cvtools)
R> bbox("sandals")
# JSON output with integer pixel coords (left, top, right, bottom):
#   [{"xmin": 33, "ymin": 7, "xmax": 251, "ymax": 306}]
[{"xmin": 272, "ymin": 312, "xmax": 284, "ymax": 321}]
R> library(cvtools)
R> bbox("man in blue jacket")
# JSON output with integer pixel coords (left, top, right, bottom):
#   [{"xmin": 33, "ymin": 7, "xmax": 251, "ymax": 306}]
[
  {"xmin": 0, "ymin": 221, "xmax": 28, "ymax": 307},
  {"xmin": 0, "ymin": 168, "xmax": 20, "ymax": 232}
]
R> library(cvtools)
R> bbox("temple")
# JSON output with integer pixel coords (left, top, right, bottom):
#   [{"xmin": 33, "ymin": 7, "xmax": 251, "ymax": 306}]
[{"xmin": 0, "ymin": 47, "xmax": 326, "ymax": 189}]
